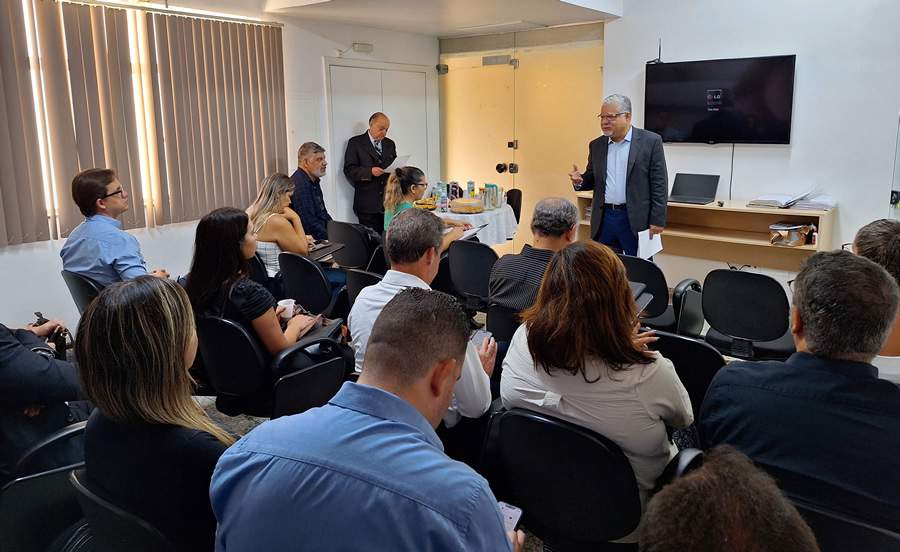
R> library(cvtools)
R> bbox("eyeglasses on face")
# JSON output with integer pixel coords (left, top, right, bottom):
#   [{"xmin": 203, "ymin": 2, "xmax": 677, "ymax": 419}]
[
  {"xmin": 101, "ymin": 188, "xmax": 125, "ymax": 199},
  {"xmin": 598, "ymin": 112, "xmax": 628, "ymax": 121}
]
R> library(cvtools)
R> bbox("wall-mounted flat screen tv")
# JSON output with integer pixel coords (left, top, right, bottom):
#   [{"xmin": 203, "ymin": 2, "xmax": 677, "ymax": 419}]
[{"xmin": 644, "ymin": 55, "xmax": 796, "ymax": 144}]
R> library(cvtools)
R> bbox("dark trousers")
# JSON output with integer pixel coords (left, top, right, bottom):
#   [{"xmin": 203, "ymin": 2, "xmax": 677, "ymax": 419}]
[
  {"xmin": 597, "ymin": 208, "xmax": 638, "ymax": 256},
  {"xmin": 355, "ymin": 212, "xmax": 383, "ymax": 235}
]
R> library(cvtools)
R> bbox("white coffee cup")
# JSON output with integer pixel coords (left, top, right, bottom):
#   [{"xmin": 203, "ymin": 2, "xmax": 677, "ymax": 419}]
[{"xmin": 277, "ymin": 299, "xmax": 295, "ymax": 321}]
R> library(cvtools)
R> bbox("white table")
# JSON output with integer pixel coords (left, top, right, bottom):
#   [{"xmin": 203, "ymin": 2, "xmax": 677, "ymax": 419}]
[{"xmin": 435, "ymin": 204, "xmax": 518, "ymax": 246}]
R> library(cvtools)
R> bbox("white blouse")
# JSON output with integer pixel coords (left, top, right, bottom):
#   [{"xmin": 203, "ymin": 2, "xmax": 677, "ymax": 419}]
[{"xmin": 500, "ymin": 324, "xmax": 693, "ymax": 506}]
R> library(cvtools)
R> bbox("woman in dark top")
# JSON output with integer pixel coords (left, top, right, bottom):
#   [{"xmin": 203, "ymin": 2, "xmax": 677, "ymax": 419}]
[
  {"xmin": 76, "ymin": 276, "xmax": 235, "ymax": 551},
  {"xmin": 186, "ymin": 207, "xmax": 318, "ymax": 355}
]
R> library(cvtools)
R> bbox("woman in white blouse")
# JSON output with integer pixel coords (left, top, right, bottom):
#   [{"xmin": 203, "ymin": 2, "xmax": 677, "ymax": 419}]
[
  {"xmin": 246, "ymin": 173, "xmax": 313, "ymax": 278},
  {"xmin": 500, "ymin": 241, "xmax": 693, "ymax": 511}
]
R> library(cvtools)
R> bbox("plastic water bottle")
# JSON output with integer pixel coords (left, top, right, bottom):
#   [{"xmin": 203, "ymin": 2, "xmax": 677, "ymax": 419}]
[{"xmin": 439, "ymin": 191, "xmax": 449, "ymax": 213}]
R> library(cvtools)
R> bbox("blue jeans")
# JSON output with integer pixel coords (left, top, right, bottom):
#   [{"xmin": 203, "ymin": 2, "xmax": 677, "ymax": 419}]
[{"xmin": 597, "ymin": 207, "xmax": 638, "ymax": 256}]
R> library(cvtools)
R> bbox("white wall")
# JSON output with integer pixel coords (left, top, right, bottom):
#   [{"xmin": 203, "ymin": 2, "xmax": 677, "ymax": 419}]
[
  {"xmin": 603, "ymin": 0, "xmax": 900, "ymax": 287},
  {"xmin": 0, "ymin": 7, "xmax": 440, "ymax": 330},
  {"xmin": 279, "ymin": 17, "xmax": 441, "ymax": 214}
]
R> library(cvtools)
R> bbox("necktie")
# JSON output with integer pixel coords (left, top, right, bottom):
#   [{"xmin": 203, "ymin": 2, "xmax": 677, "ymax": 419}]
[{"xmin": 374, "ymin": 140, "xmax": 382, "ymax": 155}]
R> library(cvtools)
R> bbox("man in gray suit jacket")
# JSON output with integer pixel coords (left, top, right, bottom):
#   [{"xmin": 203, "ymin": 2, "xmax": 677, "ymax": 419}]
[{"xmin": 569, "ymin": 94, "xmax": 668, "ymax": 256}]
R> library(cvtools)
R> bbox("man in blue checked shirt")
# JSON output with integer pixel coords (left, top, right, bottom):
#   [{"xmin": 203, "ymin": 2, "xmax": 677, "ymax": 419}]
[
  {"xmin": 60, "ymin": 168, "xmax": 168, "ymax": 287},
  {"xmin": 290, "ymin": 142, "xmax": 333, "ymax": 242},
  {"xmin": 211, "ymin": 288, "xmax": 525, "ymax": 552}
]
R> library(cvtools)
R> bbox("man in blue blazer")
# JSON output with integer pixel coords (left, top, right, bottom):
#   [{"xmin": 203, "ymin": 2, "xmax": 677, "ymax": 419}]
[{"xmin": 569, "ymin": 94, "xmax": 668, "ymax": 255}]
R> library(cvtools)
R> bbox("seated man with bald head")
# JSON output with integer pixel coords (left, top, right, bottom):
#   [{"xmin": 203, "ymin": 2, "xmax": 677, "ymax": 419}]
[
  {"xmin": 343, "ymin": 112, "xmax": 397, "ymax": 233},
  {"xmin": 211, "ymin": 288, "xmax": 521, "ymax": 551}
]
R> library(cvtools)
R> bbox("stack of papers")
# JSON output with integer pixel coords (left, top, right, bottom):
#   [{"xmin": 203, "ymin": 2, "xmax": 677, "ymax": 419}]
[
  {"xmin": 747, "ymin": 189, "xmax": 812, "ymax": 209},
  {"xmin": 792, "ymin": 194, "xmax": 836, "ymax": 211}
]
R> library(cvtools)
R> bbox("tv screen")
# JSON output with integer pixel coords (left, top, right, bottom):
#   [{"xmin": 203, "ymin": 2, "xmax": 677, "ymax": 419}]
[{"xmin": 644, "ymin": 55, "xmax": 796, "ymax": 144}]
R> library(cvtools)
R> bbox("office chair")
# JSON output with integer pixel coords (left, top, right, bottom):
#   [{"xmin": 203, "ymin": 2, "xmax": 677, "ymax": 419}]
[
  {"xmin": 365, "ymin": 245, "xmax": 390, "ymax": 275},
  {"xmin": 327, "ymin": 220, "xmax": 372, "ymax": 269},
  {"xmin": 70, "ymin": 468, "xmax": 173, "ymax": 552},
  {"xmin": 480, "ymin": 408, "xmax": 642, "ymax": 550},
  {"xmin": 61, "ymin": 270, "xmax": 104, "ymax": 315},
  {"xmin": 0, "ymin": 463, "xmax": 85, "ymax": 552},
  {"xmin": 279, "ymin": 252, "xmax": 342, "ymax": 316},
  {"xmin": 345, "ymin": 269, "xmax": 383, "ymax": 308},
  {"xmin": 10, "ymin": 420, "xmax": 86, "ymax": 481},
  {"xmin": 702, "ymin": 269, "xmax": 795, "ymax": 360},
  {"xmin": 616, "ymin": 254, "xmax": 703, "ymax": 335},
  {"xmin": 448, "ymin": 240, "xmax": 499, "ymax": 312},
  {"xmin": 648, "ymin": 331, "xmax": 725, "ymax": 421},
  {"xmin": 197, "ymin": 316, "xmax": 347, "ymax": 418},
  {"xmin": 789, "ymin": 496, "xmax": 900, "ymax": 552},
  {"xmin": 505, "ymin": 189, "xmax": 523, "ymax": 224}
]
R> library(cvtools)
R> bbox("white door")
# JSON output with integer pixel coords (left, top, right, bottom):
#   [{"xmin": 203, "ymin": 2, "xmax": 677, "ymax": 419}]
[
  {"xmin": 328, "ymin": 64, "xmax": 430, "ymax": 224},
  {"xmin": 328, "ymin": 65, "xmax": 383, "ymax": 223}
]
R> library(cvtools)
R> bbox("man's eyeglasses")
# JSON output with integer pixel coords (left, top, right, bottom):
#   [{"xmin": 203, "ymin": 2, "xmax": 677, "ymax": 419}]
[
  {"xmin": 101, "ymin": 188, "xmax": 125, "ymax": 199},
  {"xmin": 598, "ymin": 112, "xmax": 628, "ymax": 121}
]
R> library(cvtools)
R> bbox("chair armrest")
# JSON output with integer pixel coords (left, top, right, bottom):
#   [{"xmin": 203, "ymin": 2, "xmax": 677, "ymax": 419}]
[
  {"xmin": 672, "ymin": 278, "xmax": 701, "ymax": 312},
  {"xmin": 13, "ymin": 420, "xmax": 88, "ymax": 476},
  {"xmin": 652, "ymin": 447, "xmax": 704, "ymax": 494}
]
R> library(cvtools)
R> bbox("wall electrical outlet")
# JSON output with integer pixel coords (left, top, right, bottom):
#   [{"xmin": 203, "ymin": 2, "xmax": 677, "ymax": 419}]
[{"xmin": 892, "ymin": 190, "xmax": 900, "ymax": 206}]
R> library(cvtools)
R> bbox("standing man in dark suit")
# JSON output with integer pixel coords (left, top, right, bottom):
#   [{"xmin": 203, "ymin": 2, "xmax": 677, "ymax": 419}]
[
  {"xmin": 343, "ymin": 112, "xmax": 397, "ymax": 234},
  {"xmin": 568, "ymin": 94, "xmax": 668, "ymax": 256}
]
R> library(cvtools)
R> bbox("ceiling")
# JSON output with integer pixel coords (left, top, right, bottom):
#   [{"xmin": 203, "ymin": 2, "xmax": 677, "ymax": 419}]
[{"xmin": 264, "ymin": 0, "xmax": 621, "ymax": 38}]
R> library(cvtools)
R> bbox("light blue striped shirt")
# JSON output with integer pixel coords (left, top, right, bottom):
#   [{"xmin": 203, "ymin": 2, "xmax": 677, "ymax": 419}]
[
  {"xmin": 604, "ymin": 126, "xmax": 633, "ymax": 205},
  {"xmin": 60, "ymin": 215, "xmax": 148, "ymax": 286}
]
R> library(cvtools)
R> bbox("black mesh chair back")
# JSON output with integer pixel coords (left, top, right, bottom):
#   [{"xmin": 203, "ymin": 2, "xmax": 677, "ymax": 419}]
[
  {"xmin": 617, "ymin": 254, "xmax": 669, "ymax": 318},
  {"xmin": 486, "ymin": 304, "xmax": 520, "ymax": 344},
  {"xmin": 790, "ymin": 496, "xmax": 900, "ymax": 552},
  {"xmin": 648, "ymin": 331, "xmax": 725, "ymax": 420},
  {"xmin": 327, "ymin": 220, "xmax": 371, "ymax": 269},
  {"xmin": 505, "ymin": 188, "xmax": 523, "ymax": 223},
  {"xmin": 61, "ymin": 270, "xmax": 104, "ymax": 315},
  {"xmin": 70, "ymin": 468, "xmax": 174, "ymax": 552},
  {"xmin": 196, "ymin": 315, "xmax": 271, "ymax": 416},
  {"xmin": 365, "ymin": 245, "xmax": 390, "ymax": 275},
  {"xmin": 448, "ymin": 240, "xmax": 498, "ymax": 310},
  {"xmin": 703, "ymin": 269, "xmax": 789, "ymax": 342},
  {"xmin": 11, "ymin": 421, "xmax": 86, "ymax": 480},
  {"xmin": 0, "ymin": 463, "xmax": 84, "ymax": 552},
  {"xmin": 279, "ymin": 252, "xmax": 336, "ymax": 315},
  {"xmin": 481, "ymin": 408, "xmax": 641, "ymax": 547},
  {"xmin": 272, "ymin": 347, "xmax": 346, "ymax": 418},
  {"xmin": 346, "ymin": 269, "xmax": 382, "ymax": 308}
]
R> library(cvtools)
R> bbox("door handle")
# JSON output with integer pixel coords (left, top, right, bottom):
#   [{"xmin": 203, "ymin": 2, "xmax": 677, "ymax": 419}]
[{"xmin": 496, "ymin": 163, "xmax": 508, "ymax": 174}]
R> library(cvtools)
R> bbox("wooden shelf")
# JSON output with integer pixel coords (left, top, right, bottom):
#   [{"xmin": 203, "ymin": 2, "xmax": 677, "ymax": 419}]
[
  {"xmin": 575, "ymin": 191, "xmax": 594, "ymax": 200},
  {"xmin": 667, "ymin": 199, "xmax": 833, "ymax": 217},
  {"xmin": 579, "ymin": 220, "xmax": 591, "ymax": 227},
  {"xmin": 665, "ymin": 224, "xmax": 818, "ymax": 251}
]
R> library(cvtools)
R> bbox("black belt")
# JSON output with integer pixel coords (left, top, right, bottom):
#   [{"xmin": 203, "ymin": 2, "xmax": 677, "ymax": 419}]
[{"xmin": 605, "ymin": 203, "xmax": 627, "ymax": 211}]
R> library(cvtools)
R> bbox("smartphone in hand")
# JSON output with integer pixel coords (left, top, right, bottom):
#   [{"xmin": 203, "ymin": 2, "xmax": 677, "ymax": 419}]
[{"xmin": 498, "ymin": 501, "xmax": 523, "ymax": 533}]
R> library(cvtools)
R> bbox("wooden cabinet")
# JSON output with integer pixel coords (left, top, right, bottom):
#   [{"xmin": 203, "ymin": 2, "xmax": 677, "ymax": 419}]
[{"xmin": 575, "ymin": 192, "xmax": 835, "ymax": 271}]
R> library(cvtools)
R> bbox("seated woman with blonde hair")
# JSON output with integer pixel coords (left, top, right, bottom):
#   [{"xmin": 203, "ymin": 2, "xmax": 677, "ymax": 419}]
[
  {"xmin": 77, "ymin": 276, "xmax": 235, "ymax": 551},
  {"xmin": 500, "ymin": 241, "xmax": 692, "ymax": 539},
  {"xmin": 247, "ymin": 173, "xmax": 346, "ymax": 292},
  {"xmin": 383, "ymin": 166, "xmax": 470, "ymax": 251}
]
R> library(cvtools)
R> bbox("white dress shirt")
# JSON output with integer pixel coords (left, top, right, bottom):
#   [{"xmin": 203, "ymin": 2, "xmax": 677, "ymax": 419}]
[
  {"xmin": 500, "ymin": 324, "xmax": 692, "ymax": 506},
  {"xmin": 873, "ymin": 355, "xmax": 900, "ymax": 384},
  {"xmin": 604, "ymin": 126, "xmax": 632, "ymax": 205},
  {"xmin": 348, "ymin": 270, "xmax": 492, "ymax": 427}
]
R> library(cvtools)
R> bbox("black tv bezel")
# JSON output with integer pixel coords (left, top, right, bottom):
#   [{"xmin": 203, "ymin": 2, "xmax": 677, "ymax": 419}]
[{"xmin": 644, "ymin": 54, "xmax": 797, "ymax": 145}]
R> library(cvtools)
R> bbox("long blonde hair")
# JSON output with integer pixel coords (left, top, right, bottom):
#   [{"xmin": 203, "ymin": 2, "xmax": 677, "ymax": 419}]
[
  {"xmin": 76, "ymin": 276, "xmax": 235, "ymax": 446},
  {"xmin": 384, "ymin": 166, "xmax": 425, "ymax": 213},
  {"xmin": 247, "ymin": 173, "xmax": 294, "ymax": 233}
]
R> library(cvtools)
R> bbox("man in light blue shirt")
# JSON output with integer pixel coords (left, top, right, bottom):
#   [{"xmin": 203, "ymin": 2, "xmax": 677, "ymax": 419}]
[
  {"xmin": 60, "ymin": 168, "xmax": 167, "ymax": 286},
  {"xmin": 211, "ymin": 288, "xmax": 522, "ymax": 552}
]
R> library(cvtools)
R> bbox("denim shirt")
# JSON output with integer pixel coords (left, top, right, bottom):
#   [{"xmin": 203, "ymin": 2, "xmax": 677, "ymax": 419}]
[
  {"xmin": 211, "ymin": 382, "xmax": 511, "ymax": 551},
  {"xmin": 60, "ymin": 215, "xmax": 148, "ymax": 286}
]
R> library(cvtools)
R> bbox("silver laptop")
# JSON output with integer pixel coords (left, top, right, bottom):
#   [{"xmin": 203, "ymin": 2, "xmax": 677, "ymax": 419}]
[{"xmin": 668, "ymin": 173, "xmax": 719, "ymax": 205}]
